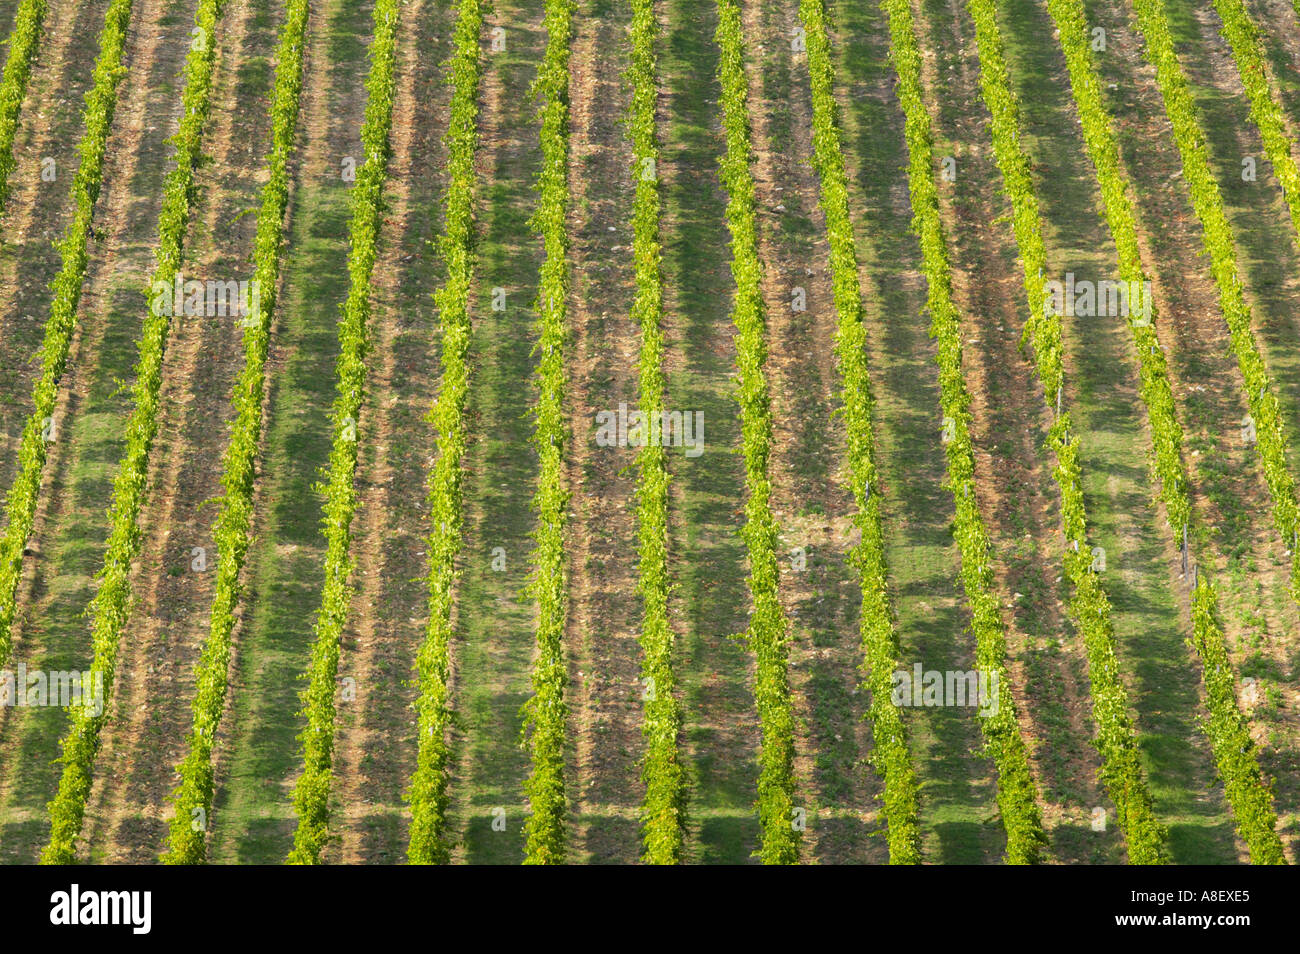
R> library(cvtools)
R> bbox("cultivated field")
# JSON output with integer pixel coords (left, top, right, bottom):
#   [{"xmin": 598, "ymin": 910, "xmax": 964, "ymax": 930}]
[{"xmin": 0, "ymin": 0, "xmax": 1298, "ymax": 864}]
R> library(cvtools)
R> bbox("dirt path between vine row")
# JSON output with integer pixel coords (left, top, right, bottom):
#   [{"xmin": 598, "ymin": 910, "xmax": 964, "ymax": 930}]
[
  {"xmin": 0, "ymin": 0, "xmax": 104, "ymax": 497},
  {"xmin": 80, "ymin": 0, "xmax": 277, "ymax": 863},
  {"xmin": 330, "ymin": 0, "xmax": 449, "ymax": 865},
  {"xmin": 562, "ymin": 0, "xmax": 645, "ymax": 863},
  {"xmin": 0, "ymin": 0, "xmax": 202, "ymax": 862},
  {"xmin": 744, "ymin": 0, "xmax": 884, "ymax": 864}
]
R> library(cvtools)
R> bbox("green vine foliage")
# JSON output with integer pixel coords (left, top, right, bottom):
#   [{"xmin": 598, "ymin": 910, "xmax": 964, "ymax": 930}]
[
  {"xmin": 521, "ymin": 0, "xmax": 575, "ymax": 866},
  {"xmin": 0, "ymin": 0, "xmax": 48, "ymax": 213},
  {"xmin": 0, "ymin": 0, "xmax": 133, "ymax": 673},
  {"xmin": 715, "ymin": 0, "xmax": 800, "ymax": 866},
  {"xmin": 287, "ymin": 0, "xmax": 401, "ymax": 866},
  {"xmin": 407, "ymin": 0, "xmax": 484, "ymax": 866},
  {"xmin": 1134, "ymin": 0, "xmax": 1300, "ymax": 608},
  {"xmin": 41, "ymin": 0, "xmax": 227, "ymax": 866},
  {"xmin": 628, "ymin": 0, "xmax": 686, "ymax": 865},
  {"xmin": 965, "ymin": 0, "xmax": 1166, "ymax": 864},
  {"xmin": 798, "ymin": 0, "xmax": 920, "ymax": 864},
  {"xmin": 162, "ymin": 0, "xmax": 310, "ymax": 865},
  {"xmin": 1212, "ymin": 0, "xmax": 1300, "ymax": 244},
  {"xmin": 1044, "ymin": 0, "xmax": 1284, "ymax": 864},
  {"xmin": 883, "ymin": 0, "xmax": 1046, "ymax": 864}
]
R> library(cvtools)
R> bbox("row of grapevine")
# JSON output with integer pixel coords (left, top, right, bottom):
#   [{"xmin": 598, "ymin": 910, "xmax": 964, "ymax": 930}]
[
  {"xmin": 162, "ymin": 0, "xmax": 311, "ymax": 865},
  {"xmin": 1212, "ymin": 0, "xmax": 1300, "ymax": 242},
  {"xmin": 521, "ymin": 0, "xmax": 575, "ymax": 866},
  {"xmin": 1132, "ymin": 0, "xmax": 1300, "ymax": 610},
  {"xmin": 882, "ymin": 0, "xmax": 1046, "ymax": 864},
  {"xmin": 1043, "ymin": 0, "xmax": 1285, "ymax": 864},
  {"xmin": 41, "ymin": 0, "xmax": 227, "ymax": 865},
  {"xmin": 0, "ymin": 0, "xmax": 47, "ymax": 212},
  {"xmin": 964, "ymin": 0, "xmax": 1166, "ymax": 863},
  {"xmin": 0, "ymin": 0, "xmax": 134, "ymax": 672},
  {"xmin": 714, "ymin": 0, "xmax": 799, "ymax": 866},
  {"xmin": 627, "ymin": 0, "xmax": 686, "ymax": 865},
  {"xmin": 287, "ymin": 0, "xmax": 401, "ymax": 865},
  {"xmin": 406, "ymin": 0, "xmax": 484, "ymax": 866},
  {"xmin": 796, "ymin": 0, "xmax": 919, "ymax": 864}
]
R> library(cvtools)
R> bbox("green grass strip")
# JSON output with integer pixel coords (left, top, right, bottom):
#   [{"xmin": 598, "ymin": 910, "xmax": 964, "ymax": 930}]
[
  {"xmin": 1044, "ymin": 0, "xmax": 1284, "ymax": 864},
  {"xmin": 286, "ymin": 0, "xmax": 400, "ymax": 865},
  {"xmin": 521, "ymin": 0, "xmax": 575, "ymax": 866},
  {"xmin": 407, "ymin": 0, "xmax": 483, "ymax": 866},
  {"xmin": 628, "ymin": 0, "xmax": 686, "ymax": 865},
  {"xmin": 0, "ymin": 0, "xmax": 133, "ymax": 672},
  {"xmin": 882, "ymin": 0, "xmax": 1046, "ymax": 864},
  {"xmin": 41, "ymin": 0, "xmax": 227, "ymax": 865},
  {"xmin": 0, "ymin": 0, "xmax": 47, "ymax": 213},
  {"xmin": 797, "ymin": 0, "xmax": 920, "ymax": 864},
  {"xmin": 162, "ymin": 0, "xmax": 311, "ymax": 865},
  {"xmin": 714, "ymin": 0, "xmax": 800, "ymax": 865},
  {"xmin": 966, "ymin": 0, "xmax": 1167, "ymax": 863}
]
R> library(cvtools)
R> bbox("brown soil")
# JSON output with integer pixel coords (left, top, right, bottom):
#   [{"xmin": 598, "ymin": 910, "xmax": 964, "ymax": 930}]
[
  {"xmin": 562, "ymin": 0, "xmax": 645, "ymax": 864},
  {"xmin": 330, "ymin": 0, "xmax": 450, "ymax": 865}
]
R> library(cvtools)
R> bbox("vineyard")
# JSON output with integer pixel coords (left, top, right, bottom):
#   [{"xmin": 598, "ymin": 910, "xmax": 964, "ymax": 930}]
[{"xmin": 0, "ymin": 0, "xmax": 1299, "ymax": 865}]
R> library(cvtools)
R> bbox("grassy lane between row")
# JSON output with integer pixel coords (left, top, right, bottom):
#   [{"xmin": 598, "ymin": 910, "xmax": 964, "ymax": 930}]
[
  {"xmin": 964, "ymin": 0, "xmax": 1166, "ymax": 863},
  {"xmin": 658, "ymin": 0, "xmax": 757, "ymax": 864},
  {"xmin": 1043, "ymin": 0, "xmax": 1284, "ymax": 864},
  {"xmin": 162, "ymin": 0, "xmax": 309, "ymax": 865},
  {"xmin": 797, "ymin": 0, "xmax": 920, "ymax": 863},
  {"xmin": 882, "ymin": 0, "xmax": 1046, "ymax": 864},
  {"xmin": 287, "ymin": 0, "xmax": 400, "ymax": 865}
]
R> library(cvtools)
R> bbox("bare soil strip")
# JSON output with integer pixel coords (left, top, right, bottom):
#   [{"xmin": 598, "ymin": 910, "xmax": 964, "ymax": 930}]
[
  {"xmin": 329, "ymin": 0, "xmax": 450, "ymax": 865},
  {"xmin": 562, "ymin": 0, "xmax": 645, "ymax": 864}
]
